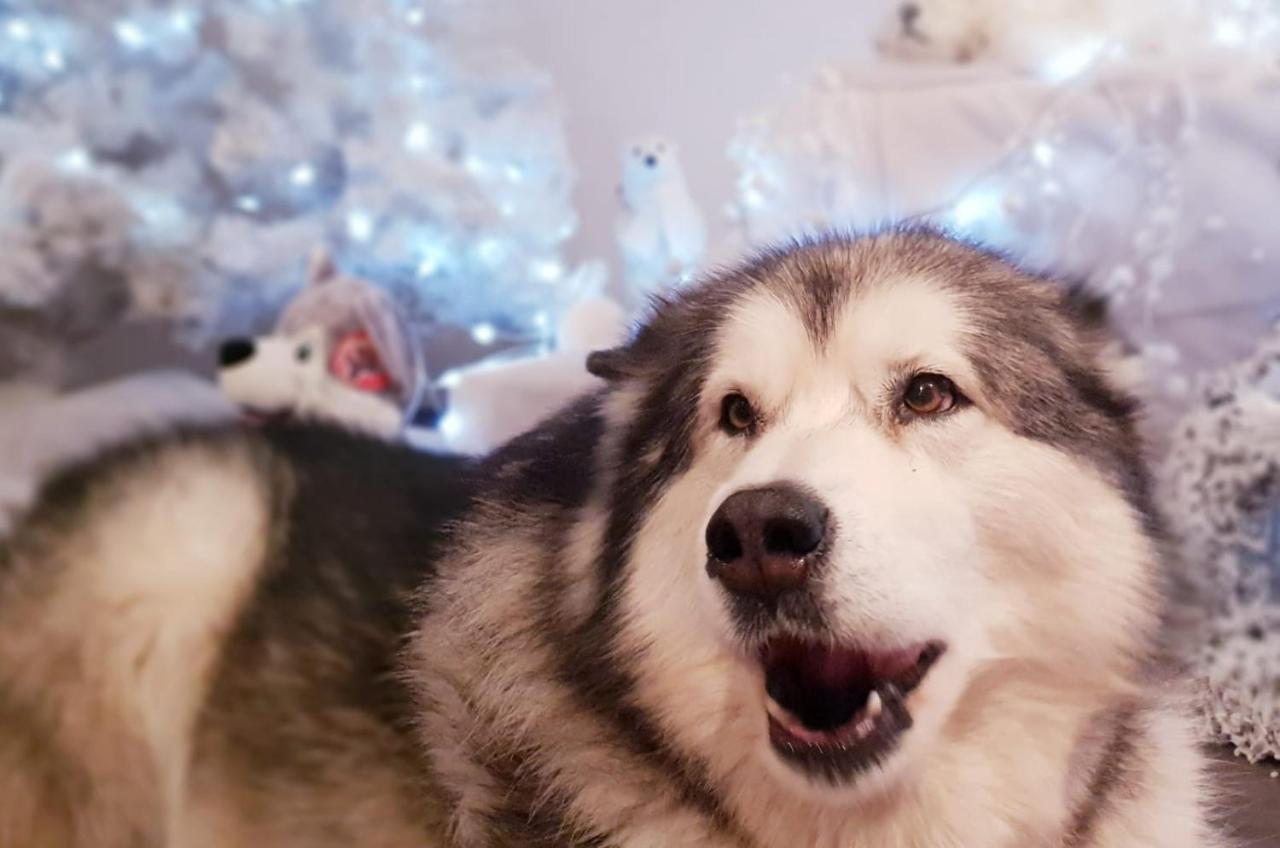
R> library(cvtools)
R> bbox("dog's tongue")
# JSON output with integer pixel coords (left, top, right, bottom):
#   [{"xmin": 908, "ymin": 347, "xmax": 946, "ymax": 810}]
[
  {"xmin": 809, "ymin": 644, "xmax": 869, "ymax": 688},
  {"xmin": 767, "ymin": 638, "xmax": 923, "ymax": 688}
]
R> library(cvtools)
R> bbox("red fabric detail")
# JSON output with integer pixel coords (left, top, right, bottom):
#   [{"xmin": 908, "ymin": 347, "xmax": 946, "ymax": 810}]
[{"xmin": 329, "ymin": 329, "xmax": 393, "ymax": 394}]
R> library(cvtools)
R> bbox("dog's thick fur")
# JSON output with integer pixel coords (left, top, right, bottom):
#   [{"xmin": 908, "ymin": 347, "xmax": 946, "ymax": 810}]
[{"xmin": 0, "ymin": 231, "xmax": 1223, "ymax": 847}]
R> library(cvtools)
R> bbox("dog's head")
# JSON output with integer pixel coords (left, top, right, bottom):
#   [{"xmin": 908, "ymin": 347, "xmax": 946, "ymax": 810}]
[
  {"xmin": 217, "ymin": 322, "xmax": 408, "ymax": 438},
  {"xmin": 217, "ymin": 325, "xmax": 331, "ymax": 420},
  {"xmin": 587, "ymin": 231, "xmax": 1160, "ymax": 804}
]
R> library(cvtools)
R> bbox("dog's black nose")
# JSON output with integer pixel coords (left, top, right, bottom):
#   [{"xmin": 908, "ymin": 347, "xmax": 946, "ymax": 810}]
[
  {"xmin": 219, "ymin": 338, "xmax": 255, "ymax": 368},
  {"xmin": 705, "ymin": 484, "xmax": 828, "ymax": 604},
  {"xmin": 899, "ymin": 1, "xmax": 920, "ymax": 27},
  {"xmin": 644, "ymin": 154, "xmax": 658, "ymax": 168}
]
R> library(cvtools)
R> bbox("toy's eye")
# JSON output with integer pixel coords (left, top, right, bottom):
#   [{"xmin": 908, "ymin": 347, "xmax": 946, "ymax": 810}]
[
  {"xmin": 903, "ymin": 373, "xmax": 961, "ymax": 416},
  {"xmin": 296, "ymin": 344, "xmax": 312, "ymax": 362},
  {"xmin": 719, "ymin": 392, "xmax": 757, "ymax": 435}
]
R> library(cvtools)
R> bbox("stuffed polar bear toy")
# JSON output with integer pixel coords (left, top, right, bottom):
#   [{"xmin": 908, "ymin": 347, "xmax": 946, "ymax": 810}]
[
  {"xmin": 614, "ymin": 136, "xmax": 706, "ymax": 307},
  {"xmin": 217, "ymin": 249, "xmax": 430, "ymax": 439}
]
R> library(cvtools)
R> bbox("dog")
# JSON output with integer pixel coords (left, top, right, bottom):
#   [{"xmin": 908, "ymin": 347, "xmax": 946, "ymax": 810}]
[{"xmin": 0, "ymin": 229, "xmax": 1223, "ymax": 847}]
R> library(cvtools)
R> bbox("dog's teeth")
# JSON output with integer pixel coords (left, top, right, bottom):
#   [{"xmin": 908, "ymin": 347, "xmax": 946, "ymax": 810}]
[
  {"xmin": 766, "ymin": 698, "xmax": 808, "ymax": 736},
  {"xmin": 856, "ymin": 718, "xmax": 875, "ymax": 738},
  {"xmin": 866, "ymin": 690, "xmax": 882, "ymax": 718}
]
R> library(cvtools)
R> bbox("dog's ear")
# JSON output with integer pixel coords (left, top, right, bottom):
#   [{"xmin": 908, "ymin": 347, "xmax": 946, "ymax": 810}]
[
  {"xmin": 586, "ymin": 346, "xmax": 638, "ymax": 382},
  {"xmin": 307, "ymin": 247, "xmax": 338, "ymax": 287},
  {"xmin": 586, "ymin": 292, "xmax": 688, "ymax": 383},
  {"xmin": 1059, "ymin": 282, "xmax": 1110, "ymax": 332}
]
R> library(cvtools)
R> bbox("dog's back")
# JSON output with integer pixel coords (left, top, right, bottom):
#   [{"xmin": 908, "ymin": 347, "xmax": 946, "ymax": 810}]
[{"xmin": 0, "ymin": 423, "xmax": 470, "ymax": 847}]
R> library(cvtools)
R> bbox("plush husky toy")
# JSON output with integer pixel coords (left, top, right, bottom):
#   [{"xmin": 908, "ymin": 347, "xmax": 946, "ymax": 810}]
[{"xmin": 217, "ymin": 250, "xmax": 428, "ymax": 439}]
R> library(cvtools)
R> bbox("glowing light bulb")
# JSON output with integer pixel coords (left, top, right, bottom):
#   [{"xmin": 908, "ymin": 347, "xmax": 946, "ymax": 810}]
[
  {"xmin": 404, "ymin": 121, "xmax": 432, "ymax": 151},
  {"xmin": 235, "ymin": 194, "xmax": 261, "ymax": 212},
  {"xmin": 114, "ymin": 20, "xmax": 147, "ymax": 50},
  {"xmin": 43, "ymin": 48, "xmax": 65, "ymax": 71},
  {"xmin": 471, "ymin": 323, "xmax": 497, "ymax": 345},
  {"xmin": 170, "ymin": 9, "xmax": 198, "ymax": 32},
  {"xmin": 290, "ymin": 163, "xmax": 316, "ymax": 187},
  {"xmin": 416, "ymin": 253, "xmax": 441, "ymax": 277},
  {"xmin": 531, "ymin": 259, "xmax": 563, "ymax": 282},
  {"xmin": 476, "ymin": 237, "xmax": 507, "ymax": 266},
  {"xmin": 6, "ymin": 19, "xmax": 32, "ymax": 41},
  {"xmin": 949, "ymin": 188, "xmax": 1003, "ymax": 229},
  {"xmin": 346, "ymin": 209, "xmax": 374, "ymax": 241},
  {"xmin": 1040, "ymin": 39, "xmax": 1102, "ymax": 83},
  {"xmin": 58, "ymin": 148, "xmax": 91, "ymax": 172},
  {"xmin": 1032, "ymin": 141, "xmax": 1054, "ymax": 167}
]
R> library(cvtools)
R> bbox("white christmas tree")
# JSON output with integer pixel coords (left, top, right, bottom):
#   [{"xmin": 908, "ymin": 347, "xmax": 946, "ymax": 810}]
[{"xmin": 0, "ymin": 0, "xmax": 593, "ymax": 377}]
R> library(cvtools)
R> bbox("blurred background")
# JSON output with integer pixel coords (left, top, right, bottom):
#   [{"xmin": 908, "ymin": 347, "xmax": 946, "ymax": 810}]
[{"xmin": 1, "ymin": 0, "xmax": 1279, "ymax": 791}]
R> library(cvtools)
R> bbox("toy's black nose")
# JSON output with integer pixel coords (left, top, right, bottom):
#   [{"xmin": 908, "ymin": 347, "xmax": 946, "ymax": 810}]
[
  {"xmin": 219, "ymin": 338, "xmax": 255, "ymax": 368},
  {"xmin": 705, "ymin": 484, "xmax": 829, "ymax": 605},
  {"xmin": 644, "ymin": 154, "xmax": 658, "ymax": 168},
  {"xmin": 899, "ymin": 1, "xmax": 921, "ymax": 27}
]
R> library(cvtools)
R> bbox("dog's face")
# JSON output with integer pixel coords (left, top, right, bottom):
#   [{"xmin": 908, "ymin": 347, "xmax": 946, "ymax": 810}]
[
  {"xmin": 590, "ymin": 233, "xmax": 1159, "ymax": 806},
  {"xmin": 217, "ymin": 326, "xmax": 330, "ymax": 417}
]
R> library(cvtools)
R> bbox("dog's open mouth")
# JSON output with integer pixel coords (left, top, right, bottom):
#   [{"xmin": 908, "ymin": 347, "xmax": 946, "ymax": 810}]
[{"xmin": 761, "ymin": 637, "xmax": 945, "ymax": 782}]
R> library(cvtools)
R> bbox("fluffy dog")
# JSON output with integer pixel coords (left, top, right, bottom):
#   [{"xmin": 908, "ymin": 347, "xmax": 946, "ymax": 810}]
[{"xmin": 0, "ymin": 230, "xmax": 1222, "ymax": 847}]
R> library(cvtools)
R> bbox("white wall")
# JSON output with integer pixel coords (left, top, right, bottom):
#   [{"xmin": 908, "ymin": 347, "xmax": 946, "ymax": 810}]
[{"xmin": 506, "ymin": 0, "xmax": 893, "ymax": 279}]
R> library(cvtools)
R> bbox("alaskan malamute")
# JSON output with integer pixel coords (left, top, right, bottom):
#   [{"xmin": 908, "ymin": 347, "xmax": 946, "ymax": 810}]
[{"xmin": 0, "ymin": 230, "xmax": 1222, "ymax": 847}]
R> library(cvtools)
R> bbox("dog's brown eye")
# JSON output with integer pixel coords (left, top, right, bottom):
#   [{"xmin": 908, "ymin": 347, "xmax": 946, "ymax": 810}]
[
  {"xmin": 720, "ymin": 393, "xmax": 757, "ymax": 435},
  {"xmin": 296, "ymin": 344, "xmax": 312, "ymax": 363},
  {"xmin": 903, "ymin": 373, "xmax": 957, "ymax": 415}
]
